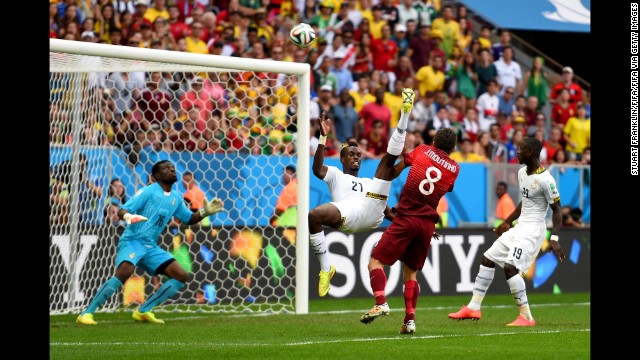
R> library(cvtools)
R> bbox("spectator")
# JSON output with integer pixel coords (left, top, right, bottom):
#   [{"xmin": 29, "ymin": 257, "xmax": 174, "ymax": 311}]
[
  {"xmin": 505, "ymin": 129, "xmax": 524, "ymax": 164},
  {"xmin": 410, "ymin": 91, "xmax": 436, "ymax": 132},
  {"xmin": 457, "ymin": 17, "xmax": 472, "ymax": 52},
  {"xmin": 523, "ymin": 56, "xmax": 549, "ymax": 110},
  {"xmin": 544, "ymin": 126, "xmax": 564, "ymax": 161},
  {"xmin": 425, "ymin": 107, "xmax": 450, "ymax": 134},
  {"xmin": 185, "ymin": 21, "xmax": 209, "ymax": 53},
  {"xmin": 493, "ymin": 46, "xmax": 522, "ymax": 96},
  {"xmin": 475, "ymin": 48, "xmax": 497, "ymax": 97},
  {"xmin": 562, "ymin": 206, "xmax": 583, "ymax": 227},
  {"xmin": 371, "ymin": 24, "xmax": 399, "ymax": 73},
  {"xmin": 551, "ymin": 88, "xmax": 576, "ymax": 128},
  {"xmin": 364, "ymin": 119, "xmax": 388, "ymax": 158},
  {"xmin": 431, "ymin": 4, "xmax": 460, "ymax": 59},
  {"xmin": 104, "ymin": 202, "xmax": 124, "ymax": 226},
  {"xmin": 180, "ymin": 75, "xmax": 214, "ymax": 132},
  {"xmin": 406, "ymin": 25, "xmax": 435, "ymax": 72},
  {"xmin": 477, "ymin": 24, "xmax": 492, "ymax": 50},
  {"xmin": 563, "ymin": 102, "xmax": 591, "ymax": 161},
  {"xmin": 109, "ymin": 27, "xmax": 123, "ymax": 45},
  {"xmin": 473, "ymin": 131, "xmax": 492, "ymax": 159},
  {"xmin": 54, "ymin": 153, "xmax": 105, "ymax": 226},
  {"xmin": 527, "ymin": 112, "xmax": 548, "ymax": 138},
  {"xmin": 462, "ymin": 107, "xmax": 481, "ymax": 143},
  {"xmin": 416, "ymin": 54, "xmax": 445, "ymax": 96},
  {"xmin": 380, "ymin": 0, "xmax": 400, "ymax": 30},
  {"xmin": 413, "ymin": 0, "xmax": 438, "ymax": 27},
  {"xmin": 138, "ymin": 71, "xmax": 173, "ymax": 130},
  {"xmin": 449, "ymin": 138, "xmax": 489, "ymax": 163},
  {"xmin": 550, "ymin": 149, "xmax": 581, "ymax": 174},
  {"xmin": 491, "ymin": 28, "xmax": 512, "ymax": 61},
  {"xmin": 330, "ymin": 50, "xmax": 353, "ymax": 94},
  {"xmin": 398, "ymin": 0, "xmax": 419, "ymax": 28},
  {"xmin": 494, "ymin": 181, "xmax": 515, "ymax": 227},
  {"xmin": 476, "ymin": 79, "xmax": 500, "ymax": 131},
  {"xmin": 332, "ymin": 89, "xmax": 359, "ymax": 144},
  {"xmin": 359, "ymin": 87, "xmax": 392, "ymax": 140},
  {"xmin": 550, "ymin": 66, "xmax": 583, "ymax": 105},
  {"xmin": 105, "ymin": 178, "xmax": 128, "ymax": 208},
  {"xmin": 270, "ymin": 165, "xmax": 298, "ymax": 227},
  {"xmin": 523, "ymin": 95, "xmax": 539, "ymax": 126},
  {"xmin": 50, "ymin": 166, "xmax": 69, "ymax": 226},
  {"xmin": 581, "ymin": 147, "xmax": 591, "ymax": 165},
  {"xmin": 95, "ymin": 4, "xmax": 120, "ymax": 43},
  {"xmin": 497, "ymin": 86, "xmax": 516, "ymax": 117},
  {"xmin": 488, "ymin": 124, "xmax": 507, "ymax": 162},
  {"xmin": 168, "ymin": 4, "xmax": 189, "ymax": 40},
  {"xmin": 456, "ymin": 51, "xmax": 478, "ymax": 111}
]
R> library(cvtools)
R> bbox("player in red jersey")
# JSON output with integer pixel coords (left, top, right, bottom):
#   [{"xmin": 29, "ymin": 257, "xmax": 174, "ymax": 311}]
[{"xmin": 360, "ymin": 127, "xmax": 460, "ymax": 334}]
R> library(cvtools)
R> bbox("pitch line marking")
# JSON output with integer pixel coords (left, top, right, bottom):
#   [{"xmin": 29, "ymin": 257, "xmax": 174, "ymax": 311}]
[
  {"xmin": 51, "ymin": 328, "xmax": 590, "ymax": 347},
  {"xmin": 50, "ymin": 302, "xmax": 590, "ymax": 324}
]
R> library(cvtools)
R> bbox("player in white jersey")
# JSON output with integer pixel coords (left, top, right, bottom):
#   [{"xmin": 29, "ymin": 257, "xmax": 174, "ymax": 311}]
[
  {"xmin": 310, "ymin": 88, "xmax": 416, "ymax": 297},
  {"xmin": 449, "ymin": 137, "xmax": 565, "ymax": 326}
]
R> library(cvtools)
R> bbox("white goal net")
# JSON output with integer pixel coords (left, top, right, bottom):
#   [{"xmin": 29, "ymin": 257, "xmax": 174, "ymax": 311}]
[{"xmin": 49, "ymin": 39, "xmax": 310, "ymax": 315}]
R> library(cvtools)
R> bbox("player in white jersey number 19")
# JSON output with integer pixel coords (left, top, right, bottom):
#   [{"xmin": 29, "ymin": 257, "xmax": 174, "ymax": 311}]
[{"xmin": 448, "ymin": 137, "xmax": 565, "ymax": 327}]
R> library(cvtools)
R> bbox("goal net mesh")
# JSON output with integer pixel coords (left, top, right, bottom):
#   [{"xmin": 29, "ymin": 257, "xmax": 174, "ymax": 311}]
[{"xmin": 50, "ymin": 51, "xmax": 301, "ymax": 315}]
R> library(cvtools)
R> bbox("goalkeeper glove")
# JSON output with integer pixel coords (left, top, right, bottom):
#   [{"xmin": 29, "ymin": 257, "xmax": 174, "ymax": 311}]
[
  {"xmin": 122, "ymin": 213, "xmax": 148, "ymax": 224},
  {"xmin": 199, "ymin": 197, "xmax": 224, "ymax": 217}
]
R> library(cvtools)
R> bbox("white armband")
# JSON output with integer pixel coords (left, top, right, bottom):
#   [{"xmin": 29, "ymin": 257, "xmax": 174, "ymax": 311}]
[
  {"xmin": 319, "ymin": 135, "xmax": 327, "ymax": 145},
  {"xmin": 549, "ymin": 235, "xmax": 559, "ymax": 242}
]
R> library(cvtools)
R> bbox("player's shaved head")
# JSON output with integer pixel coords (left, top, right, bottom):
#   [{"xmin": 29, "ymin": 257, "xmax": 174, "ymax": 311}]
[
  {"xmin": 433, "ymin": 128, "xmax": 457, "ymax": 154},
  {"xmin": 521, "ymin": 137, "xmax": 543, "ymax": 156}
]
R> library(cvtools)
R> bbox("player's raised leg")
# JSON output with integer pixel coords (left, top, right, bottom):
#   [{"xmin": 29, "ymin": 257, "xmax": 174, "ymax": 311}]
[
  {"xmin": 308, "ymin": 203, "xmax": 342, "ymax": 296},
  {"xmin": 374, "ymin": 88, "xmax": 415, "ymax": 181},
  {"xmin": 386, "ymin": 88, "xmax": 415, "ymax": 156},
  {"xmin": 133, "ymin": 258, "xmax": 186, "ymax": 324}
]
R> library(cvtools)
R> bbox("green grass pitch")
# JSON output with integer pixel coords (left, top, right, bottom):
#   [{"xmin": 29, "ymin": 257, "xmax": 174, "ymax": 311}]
[{"xmin": 50, "ymin": 292, "xmax": 590, "ymax": 359}]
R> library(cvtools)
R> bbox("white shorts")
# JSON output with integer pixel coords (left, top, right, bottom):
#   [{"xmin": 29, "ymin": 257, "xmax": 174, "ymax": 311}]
[
  {"xmin": 483, "ymin": 222, "xmax": 547, "ymax": 274},
  {"xmin": 331, "ymin": 178, "xmax": 391, "ymax": 234}
]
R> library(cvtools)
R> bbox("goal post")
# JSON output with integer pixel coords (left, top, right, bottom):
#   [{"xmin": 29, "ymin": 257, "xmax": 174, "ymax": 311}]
[{"xmin": 49, "ymin": 39, "xmax": 310, "ymax": 315}]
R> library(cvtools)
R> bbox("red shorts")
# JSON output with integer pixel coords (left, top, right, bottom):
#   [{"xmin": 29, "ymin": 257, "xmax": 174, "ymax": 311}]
[{"xmin": 371, "ymin": 214, "xmax": 435, "ymax": 270}]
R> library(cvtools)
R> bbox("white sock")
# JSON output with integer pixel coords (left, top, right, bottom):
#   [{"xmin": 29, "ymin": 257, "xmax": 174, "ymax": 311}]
[
  {"xmin": 387, "ymin": 129, "xmax": 406, "ymax": 155},
  {"xmin": 397, "ymin": 110, "xmax": 411, "ymax": 131},
  {"xmin": 467, "ymin": 265, "xmax": 495, "ymax": 311},
  {"xmin": 310, "ymin": 231, "xmax": 330, "ymax": 272},
  {"xmin": 507, "ymin": 274, "xmax": 533, "ymax": 320}
]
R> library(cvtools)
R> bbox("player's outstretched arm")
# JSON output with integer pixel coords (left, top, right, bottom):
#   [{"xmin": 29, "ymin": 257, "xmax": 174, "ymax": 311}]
[
  {"xmin": 312, "ymin": 111, "xmax": 331, "ymax": 179},
  {"xmin": 187, "ymin": 197, "xmax": 224, "ymax": 225},
  {"xmin": 548, "ymin": 200, "xmax": 565, "ymax": 262},
  {"xmin": 494, "ymin": 201, "xmax": 522, "ymax": 237}
]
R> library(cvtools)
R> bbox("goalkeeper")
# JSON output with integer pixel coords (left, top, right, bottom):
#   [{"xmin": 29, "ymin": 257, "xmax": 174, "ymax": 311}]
[
  {"xmin": 76, "ymin": 160, "xmax": 224, "ymax": 325},
  {"xmin": 310, "ymin": 88, "xmax": 416, "ymax": 297}
]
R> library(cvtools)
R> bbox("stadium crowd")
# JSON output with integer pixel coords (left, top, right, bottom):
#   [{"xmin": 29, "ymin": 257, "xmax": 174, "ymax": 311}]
[{"xmin": 49, "ymin": 0, "xmax": 591, "ymax": 167}]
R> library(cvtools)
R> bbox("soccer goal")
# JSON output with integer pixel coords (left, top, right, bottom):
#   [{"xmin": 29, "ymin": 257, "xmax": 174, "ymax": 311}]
[{"xmin": 49, "ymin": 39, "xmax": 311, "ymax": 315}]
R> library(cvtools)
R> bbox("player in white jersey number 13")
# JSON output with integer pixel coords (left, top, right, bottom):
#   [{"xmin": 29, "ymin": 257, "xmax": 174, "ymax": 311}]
[{"xmin": 448, "ymin": 137, "xmax": 565, "ymax": 327}]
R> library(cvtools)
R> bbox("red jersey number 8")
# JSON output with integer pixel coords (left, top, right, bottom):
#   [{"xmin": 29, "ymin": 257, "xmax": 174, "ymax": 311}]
[{"xmin": 419, "ymin": 166, "xmax": 442, "ymax": 195}]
